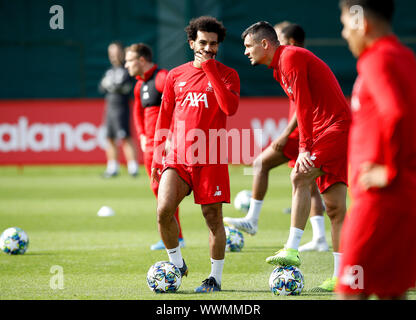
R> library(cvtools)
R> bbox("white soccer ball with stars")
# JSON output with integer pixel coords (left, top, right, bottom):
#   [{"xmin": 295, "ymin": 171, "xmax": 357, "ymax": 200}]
[
  {"xmin": 269, "ymin": 265, "xmax": 304, "ymax": 296},
  {"xmin": 234, "ymin": 190, "xmax": 252, "ymax": 213},
  {"xmin": 225, "ymin": 226, "xmax": 244, "ymax": 252},
  {"xmin": 0, "ymin": 227, "xmax": 29, "ymax": 255},
  {"xmin": 146, "ymin": 261, "xmax": 182, "ymax": 293}
]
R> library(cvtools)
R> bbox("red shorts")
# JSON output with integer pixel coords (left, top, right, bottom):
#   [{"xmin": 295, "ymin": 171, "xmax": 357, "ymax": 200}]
[
  {"xmin": 162, "ymin": 163, "xmax": 230, "ymax": 205},
  {"xmin": 283, "ymin": 128, "xmax": 349, "ymax": 193},
  {"xmin": 337, "ymin": 191, "xmax": 416, "ymax": 297},
  {"xmin": 282, "ymin": 134, "xmax": 298, "ymax": 168}
]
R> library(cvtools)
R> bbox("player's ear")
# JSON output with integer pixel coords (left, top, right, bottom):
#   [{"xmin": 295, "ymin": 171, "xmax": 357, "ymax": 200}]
[
  {"xmin": 189, "ymin": 40, "xmax": 195, "ymax": 50},
  {"xmin": 362, "ymin": 16, "xmax": 370, "ymax": 36},
  {"xmin": 261, "ymin": 38, "xmax": 268, "ymax": 49}
]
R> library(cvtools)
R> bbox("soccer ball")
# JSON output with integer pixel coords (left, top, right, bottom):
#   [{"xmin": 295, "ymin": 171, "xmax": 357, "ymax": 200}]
[
  {"xmin": 225, "ymin": 226, "xmax": 244, "ymax": 252},
  {"xmin": 234, "ymin": 190, "xmax": 252, "ymax": 213},
  {"xmin": 146, "ymin": 261, "xmax": 182, "ymax": 293},
  {"xmin": 269, "ymin": 265, "xmax": 304, "ymax": 296},
  {"xmin": 0, "ymin": 227, "xmax": 29, "ymax": 255}
]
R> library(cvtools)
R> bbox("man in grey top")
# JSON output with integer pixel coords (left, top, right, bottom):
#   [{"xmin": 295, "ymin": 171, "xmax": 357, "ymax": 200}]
[{"xmin": 99, "ymin": 42, "xmax": 138, "ymax": 177}]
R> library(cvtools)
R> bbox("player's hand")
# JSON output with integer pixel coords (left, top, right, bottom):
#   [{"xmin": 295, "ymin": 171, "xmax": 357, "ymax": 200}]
[
  {"xmin": 151, "ymin": 167, "xmax": 161, "ymax": 183},
  {"xmin": 358, "ymin": 162, "xmax": 388, "ymax": 190},
  {"xmin": 271, "ymin": 135, "xmax": 289, "ymax": 152},
  {"xmin": 295, "ymin": 152, "xmax": 315, "ymax": 173},
  {"xmin": 140, "ymin": 135, "xmax": 146, "ymax": 152},
  {"xmin": 195, "ymin": 51, "xmax": 215, "ymax": 64}
]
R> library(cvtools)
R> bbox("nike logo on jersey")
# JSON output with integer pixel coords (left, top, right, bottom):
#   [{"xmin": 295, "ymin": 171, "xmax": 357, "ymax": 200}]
[{"xmin": 181, "ymin": 92, "xmax": 209, "ymax": 108}]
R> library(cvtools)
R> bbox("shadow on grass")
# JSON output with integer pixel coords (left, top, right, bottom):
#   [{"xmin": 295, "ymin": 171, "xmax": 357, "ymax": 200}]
[
  {"xmin": 23, "ymin": 252, "xmax": 54, "ymax": 256},
  {"xmin": 170, "ymin": 289, "xmax": 270, "ymax": 295},
  {"xmin": 231, "ymin": 247, "xmax": 281, "ymax": 253}
]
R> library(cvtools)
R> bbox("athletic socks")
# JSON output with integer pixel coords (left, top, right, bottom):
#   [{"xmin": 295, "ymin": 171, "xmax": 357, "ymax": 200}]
[
  {"xmin": 310, "ymin": 216, "xmax": 326, "ymax": 241},
  {"xmin": 127, "ymin": 160, "xmax": 138, "ymax": 175},
  {"xmin": 333, "ymin": 252, "xmax": 342, "ymax": 278},
  {"xmin": 166, "ymin": 245, "xmax": 183, "ymax": 268},
  {"xmin": 286, "ymin": 227, "xmax": 304, "ymax": 250},
  {"xmin": 209, "ymin": 258, "xmax": 225, "ymax": 285},
  {"xmin": 106, "ymin": 160, "xmax": 119, "ymax": 174},
  {"xmin": 245, "ymin": 198, "xmax": 263, "ymax": 224}
]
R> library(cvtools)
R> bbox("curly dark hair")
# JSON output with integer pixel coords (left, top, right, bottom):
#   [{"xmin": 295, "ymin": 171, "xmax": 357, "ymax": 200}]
[{"xmin": 185, "ymin": 16, "xmax": 227, "ymax": 43}]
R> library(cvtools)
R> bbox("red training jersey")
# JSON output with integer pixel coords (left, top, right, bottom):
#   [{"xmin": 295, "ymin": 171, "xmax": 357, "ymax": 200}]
[
  {"xmin": 269, "ymin": 45, "xmax": 351, "ymax": 153},
  {"xmin": 152, "ymin": 59, "xmax": 240, "ymax": 168},
  {"xmin": 133, "ymin": 65, "xmax": 168, "ymax": 151},
  {"xmin": 349, "ymin": 35, "xmax": 416, "ymax": 198}
]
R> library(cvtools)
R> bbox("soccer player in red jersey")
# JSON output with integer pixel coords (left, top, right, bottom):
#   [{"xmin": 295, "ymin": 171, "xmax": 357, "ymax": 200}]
[
  {"xmin": 224, "ymin": 23, "xmax": 329, "ymax": 254},
  {"xmin": 124, "ymin": 43, "xmax": 185, "ymax": 251},
  {"xmin": 242, "ymin": 21, "xmax": 351, "ymax": 292},
  {"xmin": 151, "ymin": 16, "xmax": 240, "ymax": 293},
  {"xmin": 338, "ymin": 0, "xmax": 416, "ymax": 299}
]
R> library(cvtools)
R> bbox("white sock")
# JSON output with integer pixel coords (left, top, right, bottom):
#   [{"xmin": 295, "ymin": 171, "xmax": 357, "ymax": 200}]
[
  {"xmin": 286, "ymin": 227, "xmax": 304, "ymax": 250},
  {"xmin": 310, "ymin": 216, "xmax": 326, "ymax": 241},
  {"xmin": 127, "ymin": 160, "xmax": 138, "ymax": 174},
  {"xmin": 107, "ymin": 160, "xmax": 118, "ymax": 173},
  {"xmin": 245, "ymin": 198, "xmax": 263, "ymax": 224},
  {"xmin": 166, "ymin": 245, "xmax": 183, "ymax": 268},
  {"xmin": 209, "ymin": 258, "xmax": 224, "ymax": 285},
  {"xmin": 333, "ymin": 252, "xmax": 342, "ymax": 278}
]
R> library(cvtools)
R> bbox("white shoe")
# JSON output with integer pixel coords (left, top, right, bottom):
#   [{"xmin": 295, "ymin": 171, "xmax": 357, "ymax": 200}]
[
  {"xmin": 298, "ymin": 237, "xmax": 329, "ymax": 252},
  {"xmin": 223, "ymin": 217, "xmax": 257, "ymax": 235}
]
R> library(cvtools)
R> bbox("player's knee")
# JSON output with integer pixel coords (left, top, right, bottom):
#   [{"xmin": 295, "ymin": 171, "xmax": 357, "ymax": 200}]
[
  {"xmin": 202, "ymin": 206, "xmax": 222, "ymax": 229},
  {"xmin": 157, "ymin": 202, "xmax": 176, "ymax": 225},
  {"xmin": 253, "ymin": 153, "xmax": 277, "ymax": 174},
  {"xmin": 290, "ymin": 170, "xmax": 313, "ymax": 188},
  {"xmin": 324, "ymin": 201, "xmax": 346, "ymax": 221}
]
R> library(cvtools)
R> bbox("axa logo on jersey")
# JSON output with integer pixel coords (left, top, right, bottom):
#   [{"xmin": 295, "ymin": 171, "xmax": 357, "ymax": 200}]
[{"xmin": 181, "ymin": 92, "xmax": 209, "ymax": 108}]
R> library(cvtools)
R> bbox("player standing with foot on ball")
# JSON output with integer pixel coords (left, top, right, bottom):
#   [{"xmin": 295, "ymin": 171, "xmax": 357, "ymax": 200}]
[
  {"xmin": 151, "ymin": 16, "xmax": 240, "ymax": 293},
  {"xmin": 224, "ymin": 23, "xmax": 329, "ymax": 253},
  {"xmin": 124, "ymin": 43, "xmax": 185, "ymax": 251},
  {"xmin": 337, "ymin": 0, "xmax": 416, "ymax": 299},
  {"xmin": 241, "ymin": 21, "xmax": 351, "ymax": 292}
]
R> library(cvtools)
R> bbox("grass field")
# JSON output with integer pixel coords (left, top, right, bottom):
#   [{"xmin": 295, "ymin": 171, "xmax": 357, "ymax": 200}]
[{"xmin": 0, "ymin": 165, "xmax": 414, "ymax": 301}]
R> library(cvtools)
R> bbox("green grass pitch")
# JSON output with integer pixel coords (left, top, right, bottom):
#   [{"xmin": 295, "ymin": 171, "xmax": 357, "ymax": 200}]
[{"xmin": 0, "ymin": 165, "xmax": 414, "ymax": 300}]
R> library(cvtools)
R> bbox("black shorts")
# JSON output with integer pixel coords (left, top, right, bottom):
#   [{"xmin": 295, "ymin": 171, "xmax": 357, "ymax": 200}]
[{"xmin": 104, "ymin": 105, "xmax": 131, "ymax": 140}]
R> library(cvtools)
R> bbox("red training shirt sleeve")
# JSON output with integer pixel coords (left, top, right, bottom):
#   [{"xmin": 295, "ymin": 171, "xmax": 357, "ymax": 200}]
[
  {"xmin": 155, "ymin": 69, "xmax": 168, "ymax": 93},
  {"xmin": 201, "ymin": 59, "xmax": 240, "ymax": 116},
  {"xmin": 154, "ymin": 69, "xmax": 174, "ymax": 133},
  {"xmin": 361, "ymin": 56, "xmax": 405, "ymax": 183},
  {"xmin": 133, "ymin": 81, "xmax": 145, "ymax": 137},
  {"xmin": 285, "ymin": 53, "xmax": 314, "ymax": 153},
  {"xmin": 152, "ymin": 71, "xmax": 175, "ymax": 169}
]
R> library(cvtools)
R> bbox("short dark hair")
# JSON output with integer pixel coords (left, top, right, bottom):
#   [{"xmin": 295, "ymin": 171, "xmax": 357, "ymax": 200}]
[
  {"xmin": 185, "ymin": 16, "xmax": 227, "ymax": 43},
  {"xmin": 241, "ymin": 21, "xmax": 279, "ymax": 44},
  {"xmin": 339, "ymin": 0, "xmax": 394, "ymax": 23},
  {"xmin": 125, "ymin": 43, "xmax": 153, "ymax": 62},
  {"xmin": 281, "ymin": 24, "xmax": 306, "ymax": 46}
]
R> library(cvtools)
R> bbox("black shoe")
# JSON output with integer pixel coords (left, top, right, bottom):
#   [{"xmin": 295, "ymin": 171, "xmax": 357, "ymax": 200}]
[
  {"xmin": 194, "ymin": 277, "xmax": 221, "ymax": 293},
  {"xmin": 179, "ymin": 259, "xmax": 188, "ymax": 277},
  {"xmin": 102, "ymin": 171, "xmax": 119, "ymax": 178},
  {"xmin": 129, "ymin": 170, "xmax": 139, "ymax": 178}
]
